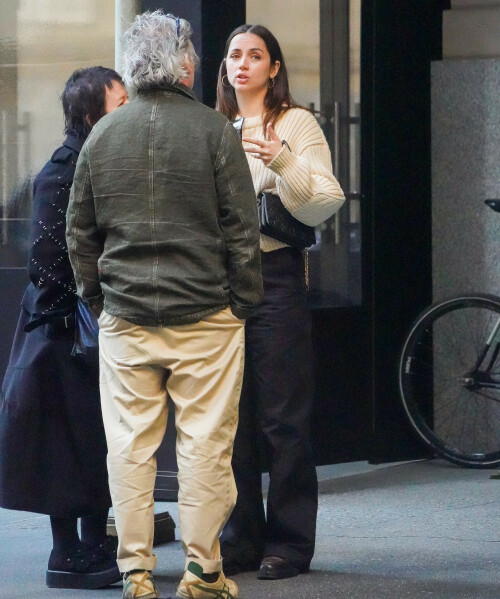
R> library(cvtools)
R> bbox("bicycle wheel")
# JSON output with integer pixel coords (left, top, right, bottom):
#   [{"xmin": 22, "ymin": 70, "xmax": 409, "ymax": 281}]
[{"xmin": 399, "ymin": 294, "xmax": 500, "ymax": 468}]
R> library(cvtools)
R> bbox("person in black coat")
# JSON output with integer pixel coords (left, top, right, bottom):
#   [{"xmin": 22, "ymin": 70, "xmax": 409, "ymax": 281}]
[{"xmin": 0, "ymin": 67, "xmax": 127, "ymax": 589}]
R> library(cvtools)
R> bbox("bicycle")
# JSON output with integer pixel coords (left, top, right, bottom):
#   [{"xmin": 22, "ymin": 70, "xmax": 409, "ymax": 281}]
[{"xmin": 398, "ymin": 199, "xmax": 500, "ymax": 468}]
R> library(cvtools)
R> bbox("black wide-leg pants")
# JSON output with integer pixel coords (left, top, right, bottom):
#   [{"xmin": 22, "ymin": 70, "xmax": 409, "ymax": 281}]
[{"xmin": 221, "ymin": 248, "xmax": 318, "ymax": 570}]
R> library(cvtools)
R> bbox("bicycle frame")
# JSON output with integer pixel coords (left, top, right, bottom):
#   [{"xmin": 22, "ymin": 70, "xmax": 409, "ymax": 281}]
[{"xmin": 468, "ymin": 315, "xmax": 500, "ymax": 391}]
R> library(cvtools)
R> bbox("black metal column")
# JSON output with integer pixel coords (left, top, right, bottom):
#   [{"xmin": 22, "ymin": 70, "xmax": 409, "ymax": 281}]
[
  {"xmin": 360, "ymin": 0, "xmax": 448, "ymax": 462},
  {"xmin": 141, "ymin": 0, "xmax": 246, "ymax": 107}
]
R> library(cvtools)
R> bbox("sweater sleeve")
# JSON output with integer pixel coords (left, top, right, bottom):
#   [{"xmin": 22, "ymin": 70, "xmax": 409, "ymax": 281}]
[{"xmin": 267, "ymin": 109, "xmax": 345, "ymax": 227}]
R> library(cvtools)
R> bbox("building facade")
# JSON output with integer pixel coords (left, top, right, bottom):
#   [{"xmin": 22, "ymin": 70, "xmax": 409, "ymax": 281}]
[{"xmin": 1, "ymin": 1, "xmax": 499, "ymax": 486}]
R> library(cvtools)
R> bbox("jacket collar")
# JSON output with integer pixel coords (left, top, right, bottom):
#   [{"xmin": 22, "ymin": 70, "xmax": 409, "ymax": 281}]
[
  {"xmin": 137, "ymin": 82, "xmax": 198, "ymax": 102},
  {"xmin": 63, "ymin": 134, "xmax": 86, "ymax": 154}
]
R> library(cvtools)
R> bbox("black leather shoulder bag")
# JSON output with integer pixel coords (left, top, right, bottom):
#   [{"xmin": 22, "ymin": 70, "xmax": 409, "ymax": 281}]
[
  {"xmin": 232, "ymin": 117, "xmax": 316, "ymax": 250},
  {"xmin": 257, "ymin": 191, "xmax": 316, "ymax": 250}
]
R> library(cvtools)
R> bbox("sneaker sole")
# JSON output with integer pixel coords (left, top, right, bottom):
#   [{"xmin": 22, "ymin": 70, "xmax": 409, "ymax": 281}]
[
  {"xmin": 46, "ymin": 565, "xmax": 121, "ymax": 589},
  {"xmin": 176, "ymin": 584, "xmax": 238, "ymax": 599}
]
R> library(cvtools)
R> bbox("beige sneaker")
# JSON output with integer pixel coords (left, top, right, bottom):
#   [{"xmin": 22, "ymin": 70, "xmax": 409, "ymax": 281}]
[
  {"xmin": 176, "ymin": 562, "xmax": 238, "ymax": 599},
  {"xmin": 123, "ymin": 571, "xmax": 159, "ymax": 599}
]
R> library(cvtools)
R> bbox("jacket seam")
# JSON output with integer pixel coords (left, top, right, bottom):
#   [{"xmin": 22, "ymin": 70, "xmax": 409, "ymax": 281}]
[
  {"xmin": 214, "ymin": 121, "xmax": 230, "ymax": 173},
  {"xmin": 217, "ymin": 126, "xmax": 262, "ymax": 306},
  {"xmin": 103, "ymin": 303, "xmax": 230, "ymax": 327},
  {"xmin": 149, "ymin": 99, "xmax": 160, "ymax": 322},
  {"xmin": 69, "ymin": 157, "xmax": 90, "ymax": 298}
]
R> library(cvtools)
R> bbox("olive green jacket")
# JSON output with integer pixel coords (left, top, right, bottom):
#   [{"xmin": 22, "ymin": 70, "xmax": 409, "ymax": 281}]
[{"xmin": 66, "ymin": 84, "xmax": 263, "ymax": 325}]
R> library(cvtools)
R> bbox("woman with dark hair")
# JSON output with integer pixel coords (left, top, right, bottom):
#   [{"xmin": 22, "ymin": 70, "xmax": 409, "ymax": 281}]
[
  {"xmin": 0, "ymin": 66, "xmax": 127, "ymax": 589},
  {"xmin": 216, "ymin": 25, "xmax": 345, "ymax": 580}
]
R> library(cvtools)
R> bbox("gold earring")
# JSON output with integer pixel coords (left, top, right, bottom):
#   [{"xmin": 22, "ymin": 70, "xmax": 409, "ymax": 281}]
[
  {"xmin": 268, "ymin": 77, "xmax": 275, "ymax": 89},
  {"xmin": 222, "ymin": 74, "xmax": 231, "ymax": 88}
]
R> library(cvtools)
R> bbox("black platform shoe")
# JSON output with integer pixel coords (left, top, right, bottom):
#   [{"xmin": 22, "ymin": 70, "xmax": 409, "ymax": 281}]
[
  {"xmin": 46, "ymin": 546, "xmax": 121, "ymax": 589},
  {"xmin": 83, "ymin": 534, "xmax": 118, "ymax": 559}
]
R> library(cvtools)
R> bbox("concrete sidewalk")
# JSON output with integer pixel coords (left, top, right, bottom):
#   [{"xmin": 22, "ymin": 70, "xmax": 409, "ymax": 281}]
[{"xmin": 1, "ymin": 459, "xmax": 500, "ymax": 598}]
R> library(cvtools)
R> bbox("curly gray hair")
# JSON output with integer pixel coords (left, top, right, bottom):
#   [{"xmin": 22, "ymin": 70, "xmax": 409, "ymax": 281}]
[{"xmin": 122, "ymin": 11, "xmax": 199, "ymax": 90}]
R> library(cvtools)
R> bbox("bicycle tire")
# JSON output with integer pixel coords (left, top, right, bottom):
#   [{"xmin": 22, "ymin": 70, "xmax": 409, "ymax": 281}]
[{"xmin": 399, "ymin": 294, "xmax": 500, "ymax": 468}]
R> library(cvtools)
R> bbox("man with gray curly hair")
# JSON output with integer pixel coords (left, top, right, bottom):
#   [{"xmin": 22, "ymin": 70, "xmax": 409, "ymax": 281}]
[{"xmin": 66, "ymin": 11, "xmax": 263, "ymax": 599}]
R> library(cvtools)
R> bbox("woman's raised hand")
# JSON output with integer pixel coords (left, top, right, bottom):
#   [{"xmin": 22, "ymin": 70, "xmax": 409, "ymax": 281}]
[{"xmin": 242, "ymin": 123, "xmax": 284, "ymax": 166}]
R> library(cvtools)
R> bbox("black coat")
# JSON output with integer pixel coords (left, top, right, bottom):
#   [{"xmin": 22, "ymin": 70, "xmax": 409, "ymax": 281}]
[{"xmin": 0, "ymin": 136, "xmax": 111, "ymax": 517}]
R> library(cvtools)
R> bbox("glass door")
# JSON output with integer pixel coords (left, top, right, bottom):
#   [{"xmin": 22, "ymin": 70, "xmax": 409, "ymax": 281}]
[
  {"xmin": 0, "ymin": 0, "xmax": 115, "ymax": 378},
  {"xmin": 246, "ymin": 0, "xmax": 362, "ymax": 308}
]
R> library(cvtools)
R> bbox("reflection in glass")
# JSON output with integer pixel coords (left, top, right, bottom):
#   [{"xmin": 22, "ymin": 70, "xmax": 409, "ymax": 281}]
[
  {"xmin": 246, "ymin": 0, "xmax": 362, "ymax": 308},
  {"xmin": 0, "ymin": 0, "xmax": 114, "ymax": 269}
]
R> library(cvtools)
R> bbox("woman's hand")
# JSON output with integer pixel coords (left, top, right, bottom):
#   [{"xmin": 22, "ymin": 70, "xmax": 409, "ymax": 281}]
[{"xmin": 242, "ymin": 123, "xmax": 284, "ymax": 166}]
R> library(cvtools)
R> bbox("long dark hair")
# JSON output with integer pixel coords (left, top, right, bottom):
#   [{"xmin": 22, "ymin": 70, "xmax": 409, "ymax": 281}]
[
  {"xmin": 216, "ymin": 24, "xmax": 298, "ymax": 135},
  {"xmin": 61, "ymin": 66, "xmax": 124, "ymax": 139}
]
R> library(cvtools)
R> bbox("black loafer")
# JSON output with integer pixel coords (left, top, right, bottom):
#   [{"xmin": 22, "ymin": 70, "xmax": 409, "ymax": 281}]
[{"xmin": 258, "ymin": 556, "xmax": 300, "ymax": 580}]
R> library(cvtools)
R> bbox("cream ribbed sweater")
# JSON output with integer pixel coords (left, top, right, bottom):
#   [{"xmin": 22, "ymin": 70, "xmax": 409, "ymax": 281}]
[{"xmin": 241, "ymin": 108, "xmax": 345, "ymax": 252}]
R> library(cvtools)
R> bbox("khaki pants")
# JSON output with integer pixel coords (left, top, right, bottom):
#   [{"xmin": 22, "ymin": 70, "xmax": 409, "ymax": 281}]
[{"xmin": 98, "ymin": 307, "xmax": 245, "ymax": 574}]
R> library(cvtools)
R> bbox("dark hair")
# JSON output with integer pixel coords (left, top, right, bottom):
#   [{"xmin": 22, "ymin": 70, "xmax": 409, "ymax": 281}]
[
  {"xmin": 61, "ymin": 66, "xmax": 124, "ymax": 139},
  {"xmin": 216, "ymin": 24, "xmax": 298, "ymax": 135}
]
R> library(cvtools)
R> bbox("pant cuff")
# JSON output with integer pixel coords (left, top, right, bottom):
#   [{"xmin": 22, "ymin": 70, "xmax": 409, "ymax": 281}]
[
  {"xmin": 185, "ymin": 556, "xmax": 222, "ymax": 573},
  {"xmin": 118, "ymin": 555, "xmax": 157, "ymax": 574}
]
